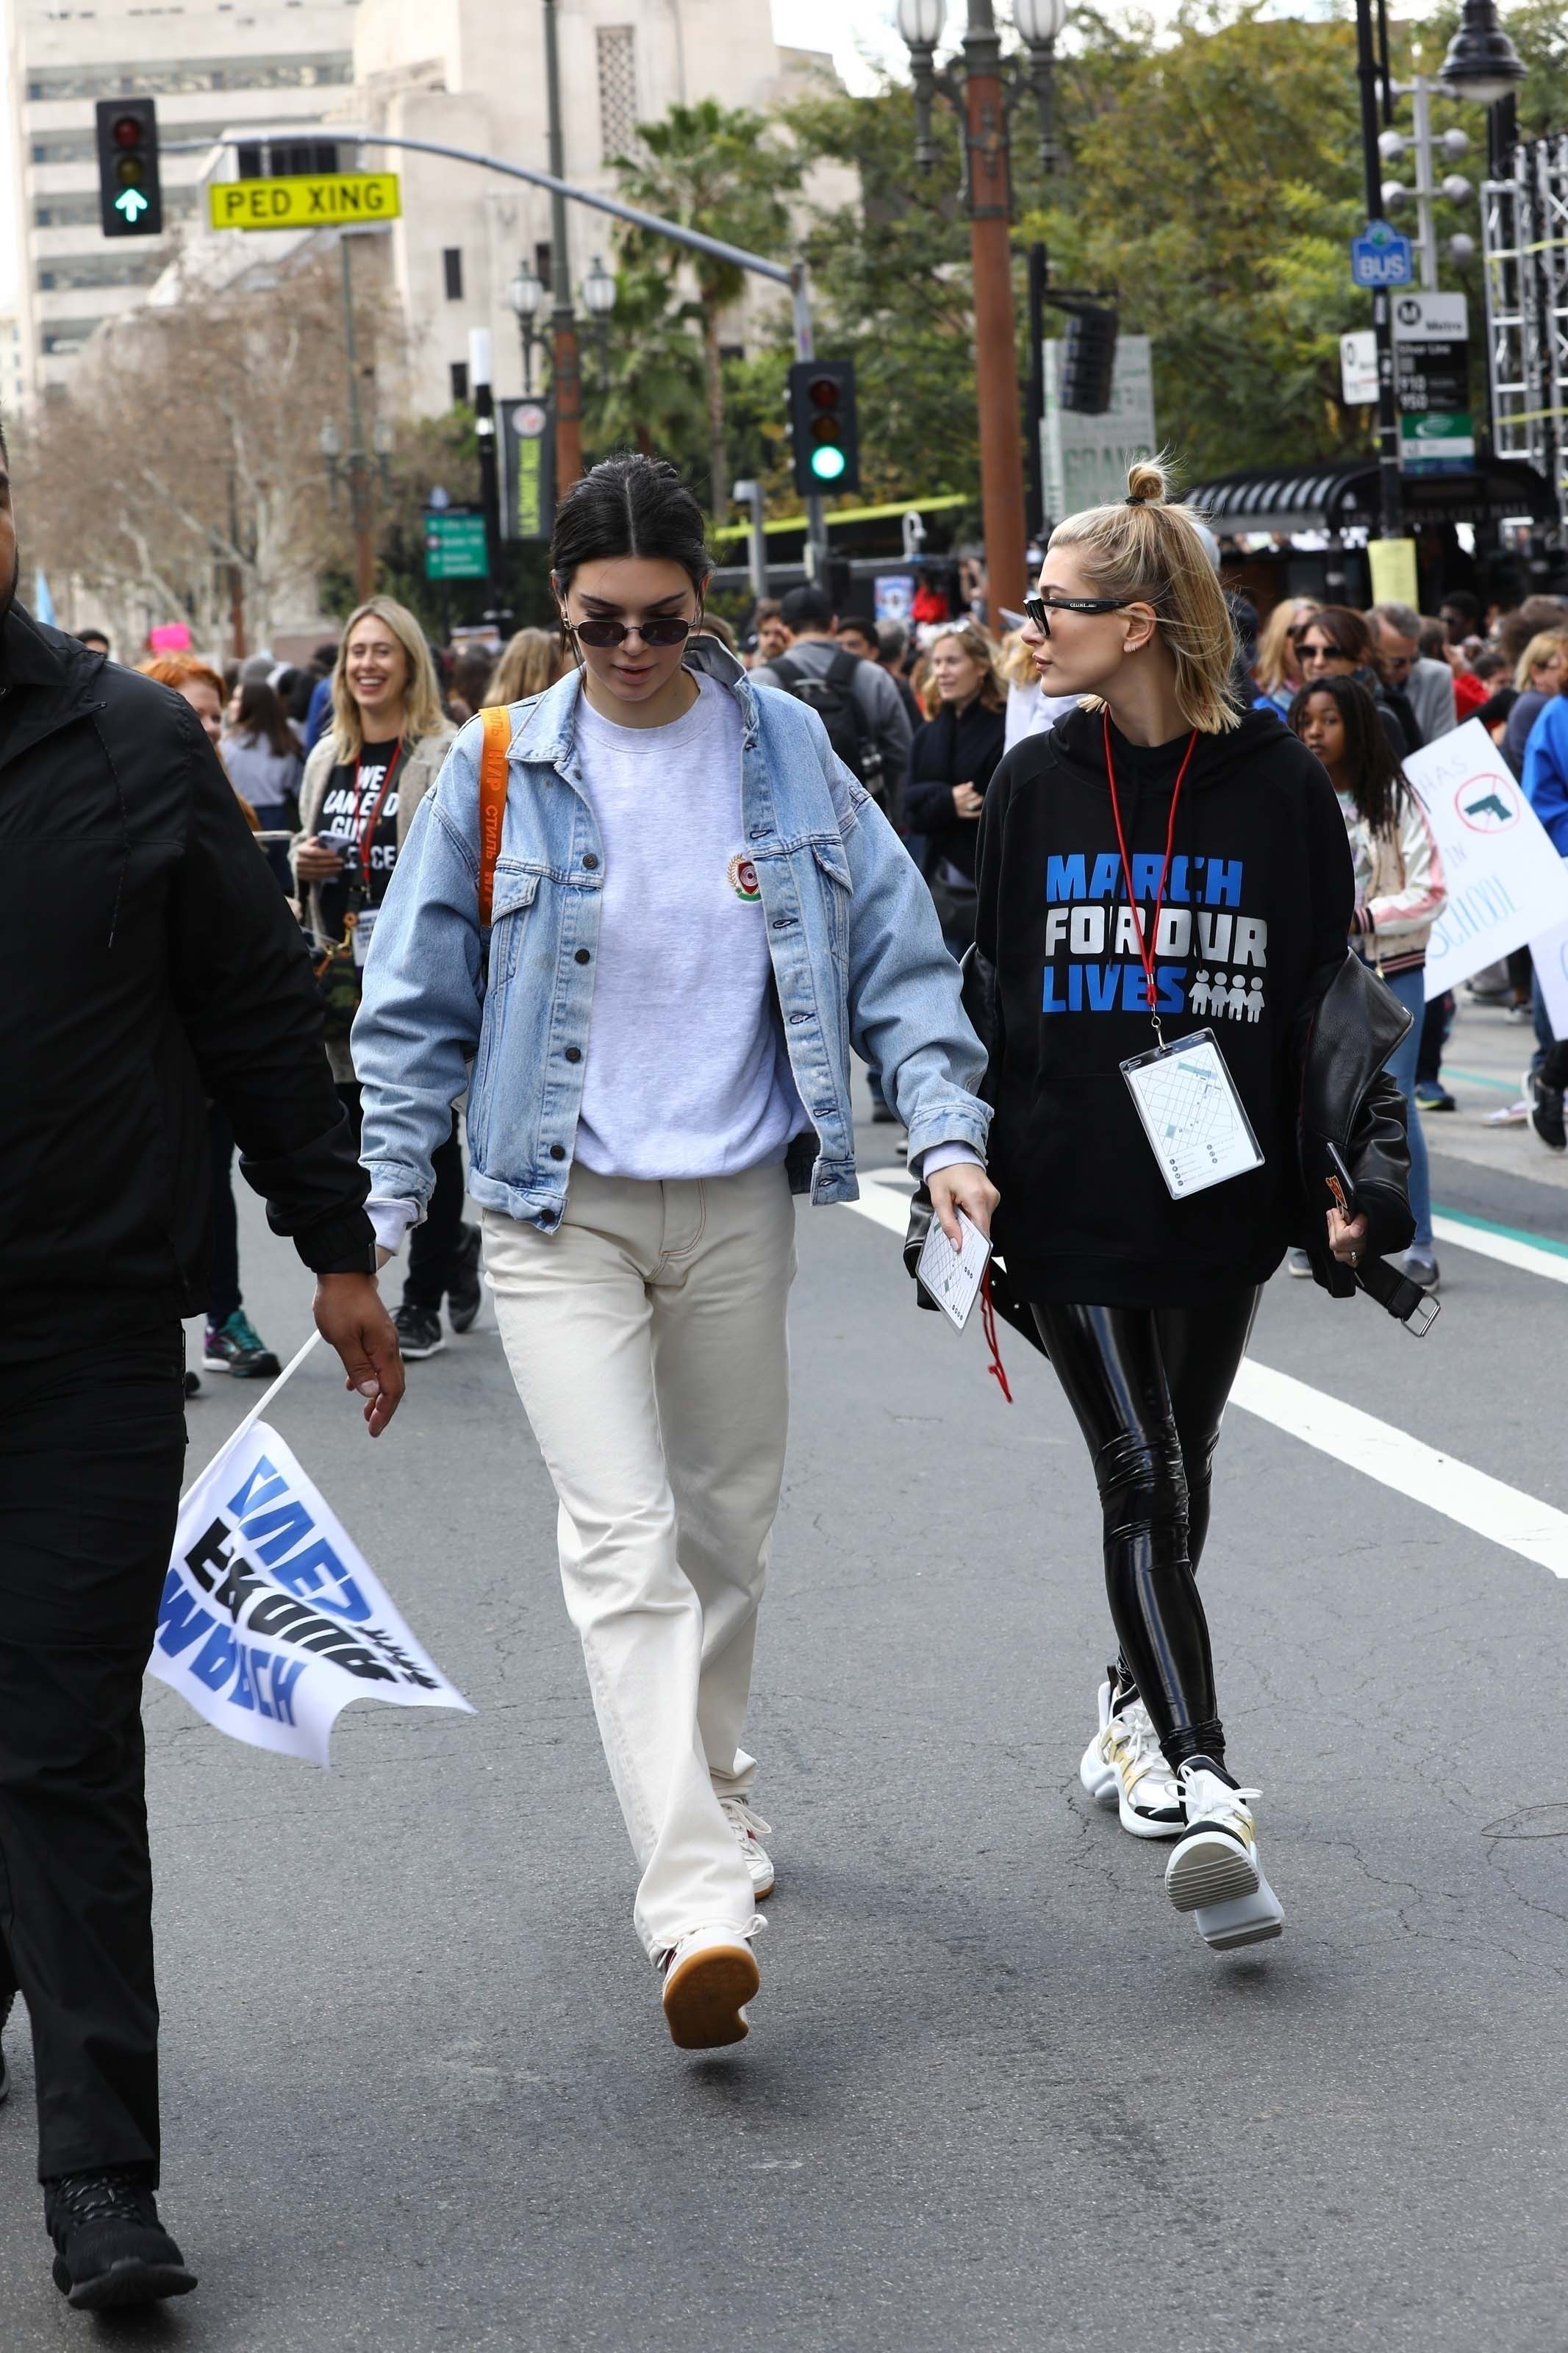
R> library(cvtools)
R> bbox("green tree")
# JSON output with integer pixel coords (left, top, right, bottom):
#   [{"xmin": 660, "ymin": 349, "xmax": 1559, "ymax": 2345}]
[{"xmin": 610, "ymin": 100, "xmax": 802, "ymax": 513}]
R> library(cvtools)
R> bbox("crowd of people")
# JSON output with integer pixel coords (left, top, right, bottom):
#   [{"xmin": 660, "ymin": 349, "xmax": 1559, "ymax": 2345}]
[{"xmin": 4, "ymin": 403, "xmax": 1566, "ymax": 2324}]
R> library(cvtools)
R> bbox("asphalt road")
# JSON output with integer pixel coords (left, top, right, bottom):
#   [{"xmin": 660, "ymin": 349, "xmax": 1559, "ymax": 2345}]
[{"xmin": 1, "ymin": 994, "xmax": 1566, "ymax": 2351}]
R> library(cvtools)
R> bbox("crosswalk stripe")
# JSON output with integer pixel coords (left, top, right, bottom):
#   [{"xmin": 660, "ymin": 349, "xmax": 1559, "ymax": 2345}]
[
  {"xmin": 841, "ymin": 1179, "xmax": 1568, "ymax": 1582},
  {"xmin": 1432, "ymin": 1207, "xmax": 1568, "ymax": 1287}
]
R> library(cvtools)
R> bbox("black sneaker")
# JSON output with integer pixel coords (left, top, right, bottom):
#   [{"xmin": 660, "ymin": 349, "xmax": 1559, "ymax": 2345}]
[
  {"xmin": 393, "ymin": 1302, "xmax": 445, "ymax": 1360},
  {"xmin": 446, "ymin": 1223, "xmax": 483, "ymax": 1333},
  {"xmin": 0, "ymin": 1989, "xmax": 12, "ymax": 2104},
  {"xmin": 45, "ymin": 2170, "xmax": 196, "ymax": 2311},
  {"xmin": 203, "ymin": 1310, "xmax": 281, "ymax": 1379},
  {"xmin": 1531, "ymin": 1071, "xmax": 1567, "ymax": 1152}
]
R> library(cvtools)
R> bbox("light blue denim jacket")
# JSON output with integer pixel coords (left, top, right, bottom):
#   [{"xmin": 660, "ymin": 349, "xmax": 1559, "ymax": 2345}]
[{"xmin": 351, "ymin": 639, "xmax": 990, "ymax": 1229}]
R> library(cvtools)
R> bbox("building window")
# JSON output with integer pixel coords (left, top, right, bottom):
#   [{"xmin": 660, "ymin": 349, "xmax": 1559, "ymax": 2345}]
[
  {"xmin": 450, "ymin": 360, "xmax": 469, "ymax": 404},
  {"xmin": 25, "ymin": 53, "xmax": 353, "ymax": 99},
  {"xmin": 596, "ymin": 26, "xmax": 637, "ymax": 163},
  {"xmin": 34, "ymin": 187, "xmax": 197, "ymax": 228},
  {"xmin": 36, "ymin": 252, "xmax": 163, "ymax": 290},
  {"xmin": 235, "ymin": 138, "xmax": 340, "ymax": 179},
  {"xmin": 443, "ymin": 248, "xmax": 464, "ymax": 302}
]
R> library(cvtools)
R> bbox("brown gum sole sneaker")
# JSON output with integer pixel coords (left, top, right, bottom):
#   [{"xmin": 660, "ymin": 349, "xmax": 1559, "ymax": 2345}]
[{"xmin": 662, "ymin": 1942, "xmax": 759, "ymax": 2051}]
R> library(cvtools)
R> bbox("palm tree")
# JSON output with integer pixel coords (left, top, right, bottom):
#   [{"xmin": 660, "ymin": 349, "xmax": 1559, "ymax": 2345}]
[{"xmin": 612, "ymin": 101, "xmax": 801, "ymax": 515}]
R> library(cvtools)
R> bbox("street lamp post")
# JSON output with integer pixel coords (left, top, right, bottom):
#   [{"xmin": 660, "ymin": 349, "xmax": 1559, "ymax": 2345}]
[
  {"xmin": 580, "ymin": 254, "xmax": 617, "ymax": 385},
  {"xmin": 506, "ymin": 257, "xmax": 545, "ymax": 396},
  {"xmin": 542, "ymin": 0, "xmax": 584, "ymax": 489},
  {"xmin": 895, "ymin": 0, "xmax": 1066, "ymax": 621}
]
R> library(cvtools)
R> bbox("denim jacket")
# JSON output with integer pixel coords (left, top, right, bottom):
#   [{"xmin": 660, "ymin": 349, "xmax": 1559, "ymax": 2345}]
[{"xmin": 351, "ymin": 638, "xmax": 990, "ymax": 1230}]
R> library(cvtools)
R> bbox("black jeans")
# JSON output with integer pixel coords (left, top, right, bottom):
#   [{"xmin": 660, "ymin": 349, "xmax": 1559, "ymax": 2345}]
[
  {"xmin": 208, "ymin": 1102, "xmax": 243, "ymax": 1327},
  {"xmin": 337, "ymin": 1083, "xmax": 465, "ymax": 1311},
  {"xmin": 1031, "ymin": 1291, "xmax": 1259, "ymax": 1773},
  {"xmin": 0, "ymin": 1328, "xmax": 187, "ymax": 2182}
]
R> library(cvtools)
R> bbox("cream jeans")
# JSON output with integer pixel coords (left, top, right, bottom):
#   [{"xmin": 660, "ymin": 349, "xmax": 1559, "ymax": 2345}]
[{"xmin": 483, "ymin": 1163, "xmax": 796, "ymax": 1960}]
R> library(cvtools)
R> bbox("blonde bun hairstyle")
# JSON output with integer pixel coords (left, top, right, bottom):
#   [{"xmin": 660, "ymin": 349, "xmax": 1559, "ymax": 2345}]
[{"xmin": 1049, "ymin": 454, "xmax": 1241, "ymax": 732}]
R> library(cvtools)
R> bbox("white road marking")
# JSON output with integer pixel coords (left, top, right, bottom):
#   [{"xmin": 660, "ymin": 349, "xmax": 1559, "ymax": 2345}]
[
  {"xmin": 1431, "ymin": 1212, "xmax": 1568, "ymax": 1288},
  {"xmin": 842, "ymin": 1179, "xmax": 1568, "ymax": 1582}
]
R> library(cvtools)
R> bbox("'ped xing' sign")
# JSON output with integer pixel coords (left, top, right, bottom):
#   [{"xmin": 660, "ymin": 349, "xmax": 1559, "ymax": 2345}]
[
  {"xmin": 1400, "ymin": 720, "xmax": 1568, "ymax": 1001},
  {"xmin": 1350, "ymin": 218, "xmax": 1414, "ymax": 288},
  {"xmin": 151, "ymin": 1421, "xmax": 473, "ymax": 1767}
]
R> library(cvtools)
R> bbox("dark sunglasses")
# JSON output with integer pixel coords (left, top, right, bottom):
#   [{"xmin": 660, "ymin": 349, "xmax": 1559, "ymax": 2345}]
[
  {"xmin": 1295, "ymin": 638, "xmax": 1345, "ymax": 661},
  {"xmin": 567, "ymin": 612, "xmax": 699, "ymax": 649},
  {"xmin": 1024, "ymin": 593, "xmax": 1139, "ymax": 637}
]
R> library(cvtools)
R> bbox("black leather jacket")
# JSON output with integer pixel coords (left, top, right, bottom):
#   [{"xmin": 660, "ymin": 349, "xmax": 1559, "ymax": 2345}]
[{"xmin": 906, "ymin": 945, "xmax": 1429, "ymax": 1338}]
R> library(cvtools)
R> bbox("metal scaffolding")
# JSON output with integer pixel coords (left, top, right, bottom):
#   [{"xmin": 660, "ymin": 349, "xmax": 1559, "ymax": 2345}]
[{"xmin": 1483, "ymin": 132, "xmax": 1568, "ymax": 533}]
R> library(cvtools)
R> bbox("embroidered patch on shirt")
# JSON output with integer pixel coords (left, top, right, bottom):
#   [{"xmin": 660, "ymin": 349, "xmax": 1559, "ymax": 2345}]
[{"xmin": 727, "ymin": 851, "xmax": 761, "ymax": 901}]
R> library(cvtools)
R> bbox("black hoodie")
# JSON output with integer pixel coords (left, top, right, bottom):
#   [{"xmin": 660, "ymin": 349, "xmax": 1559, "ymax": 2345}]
[{"xmin": 975, "ymin": 703, "xmax": 1353, "ymax": 1307}]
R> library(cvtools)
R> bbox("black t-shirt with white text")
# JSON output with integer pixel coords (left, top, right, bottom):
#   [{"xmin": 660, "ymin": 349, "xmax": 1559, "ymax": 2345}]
[{"xmin": 318, "ymin": 738, "xmax": 401, "ymax": 942}]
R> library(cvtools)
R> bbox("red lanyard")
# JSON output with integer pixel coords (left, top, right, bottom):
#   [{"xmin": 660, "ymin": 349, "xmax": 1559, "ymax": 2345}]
[
  {"xmin": 1102, "ymin": 710, "xmax": 1199, "ymax": 1040},
  {"xmin": 350, "ymin": 740, "xmax": 402, "ymax": 890}
]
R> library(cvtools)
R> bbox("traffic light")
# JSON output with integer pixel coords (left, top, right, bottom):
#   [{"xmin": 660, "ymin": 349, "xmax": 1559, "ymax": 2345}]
[
  {"xmin": 96, "ymin": 99, "xmax": 162, "ymax": 238},
  {"xmin": 1059, "ymin": 305, "xmax": 1118, "ymax": 415},
  {"xmin": 787, "ymin": 360, "xmax": 860, "ymax": 497}
]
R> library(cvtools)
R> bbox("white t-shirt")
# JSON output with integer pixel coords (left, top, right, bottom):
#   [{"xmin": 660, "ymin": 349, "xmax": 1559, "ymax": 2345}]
[{"xmin": 570, "ymin": 671, "xmax": 804, "ymax": 1180}]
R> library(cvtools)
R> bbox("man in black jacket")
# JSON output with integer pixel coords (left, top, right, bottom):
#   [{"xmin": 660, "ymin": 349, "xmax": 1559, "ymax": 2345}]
[{"xmin": 0, "ymin": 436, "xmax": 403, "ymax": 2311}]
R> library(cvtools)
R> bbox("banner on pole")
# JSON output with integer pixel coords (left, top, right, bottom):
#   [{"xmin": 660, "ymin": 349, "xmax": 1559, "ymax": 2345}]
[
  {"xmin": 150, "ymin": 1421, "xmax": 473, "ymax": 1767},
  {"xmin": 500, "ymin": 398, "xmax": 556, "ymax": 541},
  {"xmin": 1404, "ymin": 721, "xmax": 1568, "ymax": 999}
]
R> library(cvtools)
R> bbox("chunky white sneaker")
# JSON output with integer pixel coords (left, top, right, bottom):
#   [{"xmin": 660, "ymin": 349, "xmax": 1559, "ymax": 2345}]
[
  {"xmin": 660, "ymin": 1918, "xmax": 764, "ymax": 2051},
  {"xmin": 1165, "ymin": 1761, "xmax": 1284, "ymax": 1949},
  {"xmin": 1078, "ymin": 1676, "xmax": 1185, "ymax": 1840},
  {"xmin": 718, "ymin": 1796, "xmax": 776, "ymax": 1899}
]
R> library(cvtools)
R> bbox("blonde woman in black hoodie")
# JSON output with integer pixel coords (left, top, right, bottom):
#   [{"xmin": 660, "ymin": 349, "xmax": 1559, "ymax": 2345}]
[{"xmin": 976, "ymin": 461, "xmax": 1362, "ymax": 1952}]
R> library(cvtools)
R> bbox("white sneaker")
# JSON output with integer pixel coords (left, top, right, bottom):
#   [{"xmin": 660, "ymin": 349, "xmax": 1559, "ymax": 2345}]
[
  {"xmin": 1079, "ymin": 1676, "xmax": 1185, "ymax": 1840},
  {"xmin": 1165, "ymin": 1762, "xmax": 1284, "ymax": 1949},
  {"xmin": 718, "ymin": 1796, "xmax": 776, "ymax": 1899},
  {"xmin": 1286, "ymin": 1247, "xmax": 1312, "ymax": 1279},
  {"xmin": 659, "ymin": 1918, "xmax": 764, "ymax": 2050}
]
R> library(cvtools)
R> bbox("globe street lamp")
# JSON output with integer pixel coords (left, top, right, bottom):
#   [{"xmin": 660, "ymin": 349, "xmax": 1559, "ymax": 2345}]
[
  {"xmin": 1438, "ymin": 0, "xmax": 1525, "ymax": 107},
  {"xmin": 894, "ymin": 0, "xmax": 1067, "ymax": 613},
  {"xmin": 580, "ymin": 254, "xmax": 617, "ymax": 382},
  {"xmin": 506, "ymin": 258, "xmax": 545, "ymax": 396}
]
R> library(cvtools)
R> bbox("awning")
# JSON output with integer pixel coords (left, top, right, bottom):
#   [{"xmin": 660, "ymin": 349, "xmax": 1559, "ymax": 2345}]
[{"xmin": 1185, "ymin": 455, "xmax": 1554, "ymax": 535}]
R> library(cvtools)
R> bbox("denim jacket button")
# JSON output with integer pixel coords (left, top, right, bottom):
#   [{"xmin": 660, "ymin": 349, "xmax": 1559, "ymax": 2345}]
[
  {"xmin": 581, "ymin": 853, "xmax": 599, "ymax": 871},
  {"xmin": 574, "ymin": 948, "xmax": 591, "ymax": 965},
  {"xmin": 549, "ymin": 1143, "xmax": 566, "ymax": 1161},
  {"xmin": 564, "ymin": 1046, "xmax": 581, "ymax": 1063}
]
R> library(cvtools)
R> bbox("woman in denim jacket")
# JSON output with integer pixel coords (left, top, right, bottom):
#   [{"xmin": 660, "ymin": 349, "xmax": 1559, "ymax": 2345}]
[{"xmin": 353, "ymin": 457, "xmax": 995, "ymax": 2052}]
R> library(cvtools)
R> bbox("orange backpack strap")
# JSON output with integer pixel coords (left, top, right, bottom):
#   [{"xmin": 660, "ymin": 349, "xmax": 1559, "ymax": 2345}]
[{"xmin": 476, "ymin": 705, "xmax": 511, "ymax": 926}]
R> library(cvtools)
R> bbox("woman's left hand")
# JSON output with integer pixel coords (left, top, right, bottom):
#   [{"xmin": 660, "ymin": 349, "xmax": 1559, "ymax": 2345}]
[
  {"xmin": 929, "ymin": 1163, "xmax": 1000, "ymax": 1246},
  {"xmin": 1327, "ymin": 1206, "xmax": 1370, "ymax": 1267}
]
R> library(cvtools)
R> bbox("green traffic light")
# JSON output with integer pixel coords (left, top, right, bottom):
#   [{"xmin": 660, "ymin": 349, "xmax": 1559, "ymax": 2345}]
[{"xmin": 810, "ymin": 446, "xmax": 847, "ymax": 482}]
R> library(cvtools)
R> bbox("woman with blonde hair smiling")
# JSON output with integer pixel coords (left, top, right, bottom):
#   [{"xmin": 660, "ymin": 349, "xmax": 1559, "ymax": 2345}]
[
  {"xmin": 292, "ymin": 596, "xmax": 473, "ymax": 1360},
  {"xmin": 904, "ymin": 618, "xmax": 1008, "ymax": 954}
]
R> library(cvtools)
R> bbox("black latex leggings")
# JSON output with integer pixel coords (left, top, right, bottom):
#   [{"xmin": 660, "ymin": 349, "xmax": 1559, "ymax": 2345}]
[{"xmin": 1030, "ymin": 1291, "xmax": 1261, "ymax": 1773}]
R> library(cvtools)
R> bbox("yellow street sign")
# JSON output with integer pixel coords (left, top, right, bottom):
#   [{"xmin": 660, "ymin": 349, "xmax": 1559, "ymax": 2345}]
[{"xmin": 208, "ymin": 173, "xmax": 401, "ymax": 232}]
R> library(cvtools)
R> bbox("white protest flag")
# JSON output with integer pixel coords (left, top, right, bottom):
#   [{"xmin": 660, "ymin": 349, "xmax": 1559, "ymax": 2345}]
[
  {"xmin": 150, "ymin": 1345, "xmax": 473, "ymax": 1765},
  {"xmin": 1403, "ymin": 721, "xmax": 1568, "ymax": 1001},
  {"xmin": 1531, "ymin": 914, "xmax": 1568, "ymax": 1040}
]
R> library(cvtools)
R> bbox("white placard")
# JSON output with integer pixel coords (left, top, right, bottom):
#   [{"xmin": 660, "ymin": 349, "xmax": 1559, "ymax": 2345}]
[
  {"xmin": 1532, "ymin": 913, "xmax": 1568, "ymax": 1038},
  {"xmin": 1405, "ymin": 721, "xmax": 1568, "ymax": 999},
  {"xmin": 916, "ymin": 1207, "xmax": 992, "ymax": 1331},
  {"xmin": 151, "ymin": 1419, "xmax": 473, "ymax": 1767}
]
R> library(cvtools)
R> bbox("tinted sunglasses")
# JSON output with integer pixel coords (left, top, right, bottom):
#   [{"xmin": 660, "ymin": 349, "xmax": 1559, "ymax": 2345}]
[
  {"xmin": 568, "ymin": 613, "xmax": 699, "ymax": 649},
  {"xmin": 1023, "ymin": 593, "xmax": 1138, "ymax": 638}
]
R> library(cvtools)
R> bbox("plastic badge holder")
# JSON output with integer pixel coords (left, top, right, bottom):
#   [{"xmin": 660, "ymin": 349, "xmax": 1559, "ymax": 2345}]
[
  {"xmin": 916, "ymin": 1207, "xmax": 993, "ymax": 1332},
  {"xmin": 1120, "ymin": 1028, "xmax": 1264, "ymax": 1201}
]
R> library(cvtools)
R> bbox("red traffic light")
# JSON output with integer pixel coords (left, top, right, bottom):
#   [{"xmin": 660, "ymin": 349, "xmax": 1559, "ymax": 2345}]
[
  {"xmin": 112, "ymin": 114, "xmax": 143, "ymax": 146},
  {"xmin": 806, "ymin": 376, "xmax": 840, "ymax": 409}
]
